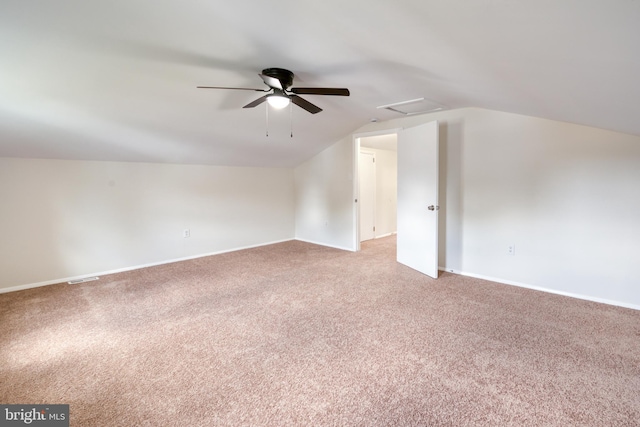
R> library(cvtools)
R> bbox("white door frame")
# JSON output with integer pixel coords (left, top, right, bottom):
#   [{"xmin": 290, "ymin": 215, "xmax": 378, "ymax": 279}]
[{"xmin": 352, "ymin": 128, "xmax": 402, "ymax": 251}]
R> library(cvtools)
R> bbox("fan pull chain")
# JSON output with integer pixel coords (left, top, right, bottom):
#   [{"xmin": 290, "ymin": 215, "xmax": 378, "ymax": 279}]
[
  {"xmin": 290, "ymin": 102, "xmax": 293, "ymax": 138},
  {"xmin": 265, "ymin": 103, "xmax": 269, "ymax": 137}
]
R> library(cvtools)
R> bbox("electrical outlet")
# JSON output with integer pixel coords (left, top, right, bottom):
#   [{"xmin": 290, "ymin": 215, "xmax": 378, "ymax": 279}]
[
  {"xmin": 183, "ymin": 229, "xmax": 190, "ymax": 238},
  {"xmin": 508, "ymin": 244, "xmax": 515, "ymax": 255}
]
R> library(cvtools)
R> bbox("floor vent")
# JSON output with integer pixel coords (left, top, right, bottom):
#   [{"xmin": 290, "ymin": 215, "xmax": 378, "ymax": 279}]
[{"xmin": 68, "ymin": 277, "xmax": 100, "ymax": 284}]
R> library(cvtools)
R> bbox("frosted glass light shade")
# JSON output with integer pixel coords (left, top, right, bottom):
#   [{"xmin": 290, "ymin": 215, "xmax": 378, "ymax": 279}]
[{"xmin": 267, "ymin": 95, "xmax": 290, "ymax": 109}]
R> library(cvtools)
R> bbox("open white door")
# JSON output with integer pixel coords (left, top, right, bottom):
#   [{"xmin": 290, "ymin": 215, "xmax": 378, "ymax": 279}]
[{"xmin": 397, "ymin": 121, "xmax": 439, "ymax": 278}]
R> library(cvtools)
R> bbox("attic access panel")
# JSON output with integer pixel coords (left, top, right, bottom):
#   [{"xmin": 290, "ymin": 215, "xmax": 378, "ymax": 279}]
[{"xmin": 377, "ymin": 98, "xmax": 446, "ymax": 115}]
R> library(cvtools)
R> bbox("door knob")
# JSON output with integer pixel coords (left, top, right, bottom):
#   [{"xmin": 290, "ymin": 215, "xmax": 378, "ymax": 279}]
[{"xmin": 428, "ymin": 205, "xmax": 439, "ymax": 211}]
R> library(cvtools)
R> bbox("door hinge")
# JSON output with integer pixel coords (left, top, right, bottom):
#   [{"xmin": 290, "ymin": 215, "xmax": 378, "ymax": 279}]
[
  {"xmin": 373, "ymin": 158, "xmax": 375, "ymax": 163},
  {"xmin": 373, "ymin": 226, "xmax": 376, "ymax": 232}
]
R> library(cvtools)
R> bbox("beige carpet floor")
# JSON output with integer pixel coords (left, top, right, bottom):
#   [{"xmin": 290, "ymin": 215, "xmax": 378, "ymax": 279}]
[{"xmin": 1, "ymin": 236, "xmax": 639, "ymax": 426}]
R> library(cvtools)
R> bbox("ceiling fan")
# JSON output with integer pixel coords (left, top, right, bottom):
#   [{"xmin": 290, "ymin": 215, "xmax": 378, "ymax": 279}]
[{"xmin": 197, "ymin": 68, "xmax": 350, "ymax": 114}]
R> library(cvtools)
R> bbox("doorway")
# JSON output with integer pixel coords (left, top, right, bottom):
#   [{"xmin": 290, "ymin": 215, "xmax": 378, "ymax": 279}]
[
  {"xmin": 356, "ymin": 133, "xmax": 398, "ymax": 245},
  {"xmin": 354, "ymin": 121, "xmax": 440, "ymax": 278}
]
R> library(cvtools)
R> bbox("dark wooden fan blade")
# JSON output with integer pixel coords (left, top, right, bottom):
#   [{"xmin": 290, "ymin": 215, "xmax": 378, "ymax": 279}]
[
  {"xmin": 290, "ymin": 87, "xmax": 350, "ymax": 96},
  {"xmin": 290, "ymin": 95, "xmax": 322, "ymax": 114},
  {"xmin": 259, "ymin": 74, "xmax": 283, "ymax": 90},
  {"xmin": 243, "ymin": 95, "xmax": 269, "ymax": 109},
  {"xmin": 197, "ymin": 86, "xmax": 267, "ymax": 91}
]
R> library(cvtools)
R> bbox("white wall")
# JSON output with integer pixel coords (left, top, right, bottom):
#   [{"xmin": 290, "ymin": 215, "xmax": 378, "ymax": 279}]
[
  {"xmin": 458, "ymin": 108, "xmax": 640, "ymax": 308},
  {"xmin": 320, "ymin": 107, "xmax": 640, "ymax": 309},
  {"xmin": 294, "ymin": 136, "xmax": 355, "ymax": 250},
  {"xmin": 0, "ymin": 158, "xmax": 294, "ymax": 291}
]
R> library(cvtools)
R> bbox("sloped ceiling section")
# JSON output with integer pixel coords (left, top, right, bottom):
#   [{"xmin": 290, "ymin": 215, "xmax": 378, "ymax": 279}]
[{"xmin": 1, "ymin": 0, "xmax": 639, "ymax": 167}]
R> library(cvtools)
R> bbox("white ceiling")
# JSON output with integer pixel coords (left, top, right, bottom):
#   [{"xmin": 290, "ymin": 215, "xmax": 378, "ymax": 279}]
[
  {"xmin": 361, "ymin": 134, "xmax": 398, "ymax": 152},
  {"xmin": 1, "ymin": 0, "xmax": 639, "ymax": 167}
]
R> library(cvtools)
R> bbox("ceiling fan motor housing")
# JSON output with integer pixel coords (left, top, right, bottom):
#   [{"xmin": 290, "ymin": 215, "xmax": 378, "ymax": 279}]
[{"xmin": 262, "ymin": 68, "xmax": 294, "ymax": 90}]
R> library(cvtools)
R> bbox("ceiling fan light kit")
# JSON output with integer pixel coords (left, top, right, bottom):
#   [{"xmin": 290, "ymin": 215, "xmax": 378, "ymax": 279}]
[{"xmin": 266, "ymin": 93, "xmax": 290, "ymax": 109}]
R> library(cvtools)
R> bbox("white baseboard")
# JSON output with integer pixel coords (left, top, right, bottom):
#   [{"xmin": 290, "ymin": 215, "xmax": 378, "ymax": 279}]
[
  {"xmin": 0, "ymin": 238, "xmax": 295, "ymax": 294},
  {"xmin": 294, "ymin": 238, "xmax": 355, "ymax": 252},
  {"xmin": 438, "ymin": 266, "xmax": 640, "ymax": 311},
  {"xmin": 374, "ymin": 232, "xmax": 397, "ymax": 239}
]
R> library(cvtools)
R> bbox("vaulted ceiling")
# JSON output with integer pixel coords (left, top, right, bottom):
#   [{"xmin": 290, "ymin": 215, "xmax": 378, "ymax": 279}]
[{"xmin": 1, "ymin": 1, "xmax": 639, "ymax": 167}]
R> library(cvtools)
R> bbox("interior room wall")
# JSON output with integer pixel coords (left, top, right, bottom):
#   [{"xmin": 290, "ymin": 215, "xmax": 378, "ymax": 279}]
[
  {"xmin": 457, "ymin": 108, "xmax": 640, "ymax": 308},
  {"xmin": 0, "ymin": 158, "xmax": 295, "ymax": 292},
  {"xmin": 294, "ymin": 136, "xmax": 355, "ymax": 250},
  {"xmin": 333, "ymin": 107, "xmax": 640, "ymax": 309}
]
